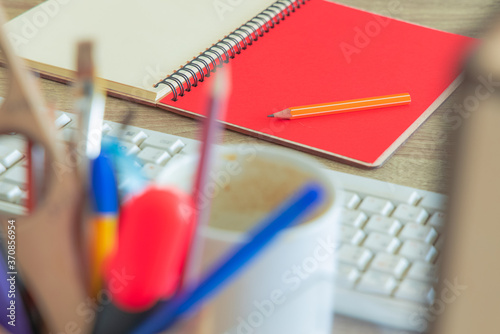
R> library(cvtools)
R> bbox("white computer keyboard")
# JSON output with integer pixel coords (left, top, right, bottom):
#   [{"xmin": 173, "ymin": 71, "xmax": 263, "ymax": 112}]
[{"xmin": 0, "ymin": 109, "xmax": 447, "ymax": 332}]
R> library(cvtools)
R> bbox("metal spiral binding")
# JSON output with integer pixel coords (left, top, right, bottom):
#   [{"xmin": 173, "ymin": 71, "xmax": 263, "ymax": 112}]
[{"xmin": 155, "ymin": 0, "xmax": 309, "ymax": 101}]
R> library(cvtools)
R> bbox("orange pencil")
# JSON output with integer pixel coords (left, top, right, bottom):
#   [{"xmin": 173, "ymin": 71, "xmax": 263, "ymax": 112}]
[{"xmin": 267, "ymin": 93, "xmax": 411, "ymax": 119}]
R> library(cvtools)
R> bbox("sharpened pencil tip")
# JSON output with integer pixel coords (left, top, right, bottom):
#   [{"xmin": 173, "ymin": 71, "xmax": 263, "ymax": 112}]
[{"xmin": 267, "ymin": 114, "xmax": 274, "ymax": 118}]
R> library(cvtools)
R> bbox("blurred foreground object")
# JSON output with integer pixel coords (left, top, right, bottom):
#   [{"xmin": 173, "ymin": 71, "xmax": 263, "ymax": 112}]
[
  {"xmin": 431, "ymin": 18, "xmax": 500, "ymax": 334},
  {"xmin": 0, "ymin": 5, "xmax": 89, "ymax": 333}
]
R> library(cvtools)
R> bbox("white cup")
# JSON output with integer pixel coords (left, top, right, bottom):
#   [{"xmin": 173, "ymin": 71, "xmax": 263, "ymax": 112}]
[{"xmin": 157, "ymin": 144, "xmax": 341, "ymax": 334}]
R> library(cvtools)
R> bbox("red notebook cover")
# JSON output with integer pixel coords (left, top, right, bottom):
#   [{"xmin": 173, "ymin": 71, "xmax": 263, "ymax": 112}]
[{"xmin": 158, "ymin": 0, "xmax": 476, "ymax": 168}]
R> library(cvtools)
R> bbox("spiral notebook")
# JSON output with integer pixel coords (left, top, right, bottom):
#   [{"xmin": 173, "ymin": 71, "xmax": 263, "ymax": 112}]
[{"xmin": 3, "ymin": 0, "xmax": 475, "ymax": 167}]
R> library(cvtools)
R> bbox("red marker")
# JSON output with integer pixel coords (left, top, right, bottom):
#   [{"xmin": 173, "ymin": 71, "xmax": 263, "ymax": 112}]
[{"xmin": 93, "ymin": 186, "xmax": 195, "ymax": 333}]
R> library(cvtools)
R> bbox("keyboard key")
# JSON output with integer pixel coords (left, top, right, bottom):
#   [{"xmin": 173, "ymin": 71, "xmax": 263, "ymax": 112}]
[
  {"xmin": 339, "ymin": 174, "xmax": 421, "ymax": 205},
  {"xmin": 68, "ymin": 116, "xmax": 79, "ymax": 129},
  {"xmin": 398, "ymin": 240, "xmax": 437, "ymax": 262},
  {"xmin": 395, "ymin": 279, "xmax": 434, "ymax": 304},
  {"xmin": 337, "ymin": 245, "xmax": 373, "ymax": 270},
  {"xmin": 358, "ymin": 196, "xmax": 394, "ymax": 216},
  {"xmin": 427, "ymin": 211, "xmax": 446, "ymax": 232},
  {"xmin": 406, "ymin": 261, "xmax": 438, "ymax": 283},
  {"xmin": 0, "ymin": 136, "xmax": 25, "ymax": 151},
  {"xmin": 362, "ymin": 232, "xmax": 400, "ymax": 253},
  {"xmin": 58, "ymin": 128, "xmax": 78, "ymax": 142},
  {"xmin": 339, "ymin": 209, "xmax": 367, "ymax": 228},
  {"xmin": 118, "ymin": 177, "xmax": 140, "ymax": 192},
  {"xmin": 434, "ymin": 236, "xmax": 445, "ymax": 251},
  {"xmin": 0, "ymin": 163, "xmax": 5, "ymax": 175},
  {"xmin": 419, "ymin": 193, "xmax": 448, "ymax": 213},
  {"xmin": 55, "ymin": 113, "xmax": 72, "ymax": 129},
  {"xmin": 369, "ymin": 253, "xmax": 409, "ymax": 278},
  {"xmin": 140, "ymin": 135, "xmax": 176, "ymax": 151},
  {"xmin": 340, "ymin": 225, "xmax": 365, "ymax": 245},
  {"xmin": 102, "ymin": 123, "xmax": 112, "ymax": 134},
  {"xmin": 334, "ymin": 264, "xmax": 360, "ymax": 288},
  {"xmin": 399, "ymin": 190, "xmax": 420, "ymax": 206},
  {"xmin": 168, "ymin": 139, "xmax": 186, "ymax": 155},
  {"xmin": 391, "ymin": 204, "xmax": 428, "ymax": 224},
  {"xmin": 137, "ymin": 147, "xmax": 171, "ymax": 166},
  {"xmin": 373, "ymin": 188, "xmax": 420, "ymax": 206},
  {"xmin": 3, "ymin": 166, "xmax": 27, "ymax": 190},
  {"xmin": 398, "ymin": 223, "xmax": 438, "ymax": 244},
  {"xmin": 364, "ymin": 215, "xmax": 402, "ymax": 236},
  {"xmin": 141, "ymin": 163, "xmax": 163, "ymax": 179},
  {"xmin": 1, "ymin": 149, "xmax": 24, "ymax": 168},
  {"xmin": 118, "ymin": 129, "xmax": 148, "ymax": 146},
  {"xmin": 357, "ymin": 270, "xmax": 397, "ymax": 296},
  {"xmin": 341, "ymin": 191, "xmax": 361, "ymax": 209},
  {"xmin": 15, "ymin": 191, "xmax": 28, "ymax": 206},
  {"xmin": 0, "ymin": 182, "xmax": 22, "ymax": 203},
  {"xmin": 116, "ymin": 142, "xmax": 141, "ymax": 156}
]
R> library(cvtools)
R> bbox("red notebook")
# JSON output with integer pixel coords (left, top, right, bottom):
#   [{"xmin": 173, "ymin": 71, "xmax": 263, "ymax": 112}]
[
  {"xmin": 158, "ymin": 0, "xmax": 475, "ymax": 167},
  {"xmin": 5, "ymin": 0, "xmax": 476, "ymax": 168}
]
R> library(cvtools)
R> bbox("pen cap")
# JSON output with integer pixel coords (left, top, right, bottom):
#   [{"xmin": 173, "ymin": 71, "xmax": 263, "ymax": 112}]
[
  {"xmin": 91, "ymin": 153, "xmax": 119, "ymax": 214},
  {"xmin": 105, "ymin": 186, "xmax": 196, "ymax": 311}
]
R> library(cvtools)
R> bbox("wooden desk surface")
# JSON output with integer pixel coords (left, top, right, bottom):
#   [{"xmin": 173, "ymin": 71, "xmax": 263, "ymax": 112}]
[{"xmin": 1, "ymin": 0, "xmax": 498, "ymax": 333}]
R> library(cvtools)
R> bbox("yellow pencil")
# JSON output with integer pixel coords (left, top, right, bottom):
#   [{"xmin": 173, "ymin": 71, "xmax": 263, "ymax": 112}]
[
  {"xmin": 89, "ymin": 152, "xmax": 119, "ymax": 297},
  {"xmin": 267, "ymin": 93, "xmax": 411, "ymax": 119},
  {"xmin": 90, "ymin": 216, "xmax": 118, "ymax": 296}
]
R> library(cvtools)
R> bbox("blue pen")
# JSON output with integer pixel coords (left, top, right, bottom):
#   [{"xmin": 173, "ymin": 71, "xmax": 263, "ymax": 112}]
[
  {"xmin": 91, "ymin": 149, "xmax": 119, "ymax": 214},
  {"xmin": 131, "ymin": 182, "xmax": 325, "ymax": 334},
  {"xmin": 90, "ymin": 150, "xmax": 119, "ymax": 297}
]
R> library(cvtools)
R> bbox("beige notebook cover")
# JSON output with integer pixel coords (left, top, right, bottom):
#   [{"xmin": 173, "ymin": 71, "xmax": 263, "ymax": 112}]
[{"xmin": 3, "ymin": 0, "xmax": 276, "ymax": 102}]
